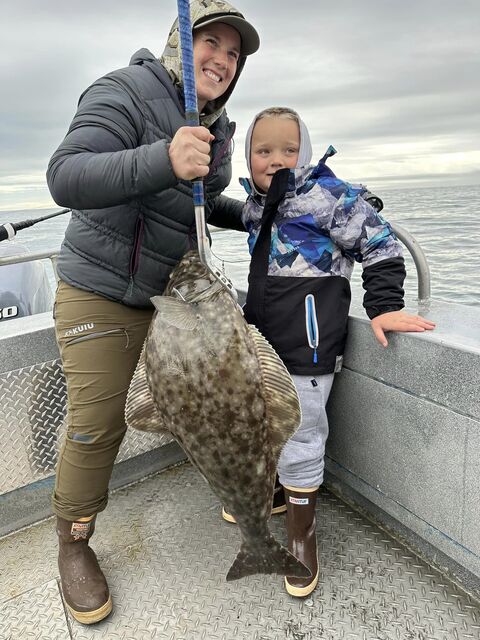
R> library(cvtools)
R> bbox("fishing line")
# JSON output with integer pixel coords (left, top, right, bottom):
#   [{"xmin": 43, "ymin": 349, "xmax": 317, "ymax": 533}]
[{"xmin": 209, "ymin": 247, "xmax": 250, "ymax": 265}]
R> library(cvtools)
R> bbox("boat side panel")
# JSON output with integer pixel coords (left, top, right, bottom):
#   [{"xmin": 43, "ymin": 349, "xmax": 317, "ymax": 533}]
[{"xmin": 326, "ymin": 300, "xmax": 480, "ymax": 582}]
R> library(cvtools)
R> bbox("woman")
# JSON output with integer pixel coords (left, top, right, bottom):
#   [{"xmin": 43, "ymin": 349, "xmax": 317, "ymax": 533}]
[{"xmin": 46, "ymin": 0, "xmax": 259, "ymax": 625}]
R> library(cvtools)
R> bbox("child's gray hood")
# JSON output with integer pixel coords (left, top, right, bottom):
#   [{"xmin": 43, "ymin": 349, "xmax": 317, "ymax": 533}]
[{"xmin": 242, "ymin": 111, "xmax": 313, "ymax": 196}]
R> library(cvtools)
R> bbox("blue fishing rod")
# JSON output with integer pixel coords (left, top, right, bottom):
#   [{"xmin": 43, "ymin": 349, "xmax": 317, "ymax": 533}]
[{"xmin": 176, "ymin": 0, "xmax": 237, "ymax": 300}]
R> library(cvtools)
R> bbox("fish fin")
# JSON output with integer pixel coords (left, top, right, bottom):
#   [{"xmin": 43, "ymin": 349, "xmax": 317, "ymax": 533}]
[
  {"xmin": 226, "ymin": 535, "xmax": 310, "ymax": 581},
  {"xmin": 125, "ymin": 343, "xmax": 169, "ymax": 433},
  {"xmin": 150, "ymin": 296, "xmax": 199, "ymax": 331},
  {"xmin": 247, "ymin": 326, "xmax": 302, "ymax": 463}
]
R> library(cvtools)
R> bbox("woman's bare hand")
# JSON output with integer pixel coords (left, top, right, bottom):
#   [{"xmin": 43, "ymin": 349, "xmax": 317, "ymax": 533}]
[{"xmin": 168, "ymin": 126, "xmax": 214, "ymax": 180}]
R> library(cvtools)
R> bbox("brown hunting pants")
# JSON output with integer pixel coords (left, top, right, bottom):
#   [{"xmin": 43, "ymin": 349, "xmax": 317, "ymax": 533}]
[{"xmin": 53, "ymin": 281, "xmax": 153, "ymax": 520}]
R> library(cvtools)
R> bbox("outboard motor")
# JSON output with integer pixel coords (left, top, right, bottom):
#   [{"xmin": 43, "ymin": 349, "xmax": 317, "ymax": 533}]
[
  {"xmin": 0, "ymin": 209, "xmax": 69, "ymax": 322},
  {"xmin": 0, "ymin": 242, "xmax": 54, "ymax": 321}
]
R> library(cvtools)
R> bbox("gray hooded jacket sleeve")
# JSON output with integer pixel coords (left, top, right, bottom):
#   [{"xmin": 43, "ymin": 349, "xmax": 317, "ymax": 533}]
[{"xmin": 47, "ymin": 74, "xmax": 178, "ymax": 209}]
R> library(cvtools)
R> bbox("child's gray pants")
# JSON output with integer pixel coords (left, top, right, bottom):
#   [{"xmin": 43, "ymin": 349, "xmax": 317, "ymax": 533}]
[{"xmin": 277, "ymin": 373, "xmax": 335, "ymax": 489}]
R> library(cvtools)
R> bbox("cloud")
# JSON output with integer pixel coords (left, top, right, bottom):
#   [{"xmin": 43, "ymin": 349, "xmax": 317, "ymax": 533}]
[{"xmin": 1, "ymin": 0, "xmax": 479, "ymax": 209}]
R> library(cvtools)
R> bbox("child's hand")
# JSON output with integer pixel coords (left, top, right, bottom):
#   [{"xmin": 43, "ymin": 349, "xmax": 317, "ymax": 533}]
[{"xmin": 370, "ymin": 310, "xmax": 436, "ymax": 347}]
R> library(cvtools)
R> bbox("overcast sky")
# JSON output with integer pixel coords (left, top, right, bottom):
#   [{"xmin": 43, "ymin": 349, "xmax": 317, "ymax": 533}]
[{"xmin": 1, "ymin": 0, "xmax": 479, "ymax": 211}]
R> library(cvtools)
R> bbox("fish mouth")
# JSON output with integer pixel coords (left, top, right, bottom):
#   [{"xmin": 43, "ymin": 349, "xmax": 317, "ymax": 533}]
[
  {"xmin": 172, "ymin": 277, "xmax": 224, "ymax": 304},
  {"xmin": 164, "ymin": 252, "xmax": 228, "ymax": 303}
]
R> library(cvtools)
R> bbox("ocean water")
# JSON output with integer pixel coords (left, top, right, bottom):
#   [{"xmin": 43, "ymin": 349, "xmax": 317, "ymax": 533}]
[{"xmin": 1, "ymin": 183, "xmax": 479, "ymax": 307}]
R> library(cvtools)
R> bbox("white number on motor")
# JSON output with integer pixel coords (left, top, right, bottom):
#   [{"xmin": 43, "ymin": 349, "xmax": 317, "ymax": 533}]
[{"xmin": 0, "ymin": 306, "xmax": 19, "ymax": 319}]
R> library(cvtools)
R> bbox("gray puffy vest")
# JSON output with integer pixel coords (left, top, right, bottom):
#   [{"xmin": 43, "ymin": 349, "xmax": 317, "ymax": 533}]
[{"xmin": 47, "ymin": 49, "xmax": 242, "ymax": 307}]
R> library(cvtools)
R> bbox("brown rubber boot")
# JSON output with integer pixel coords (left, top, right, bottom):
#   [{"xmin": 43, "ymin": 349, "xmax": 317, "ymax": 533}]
[
  {"xmin": 57, "ymin": 515, "xmax": 112, "ymax": 624},
  {"xmin": 284, "ymin": 486, "xmax": 319, "ymax": 597},
  {"xmin": 222, "ymin": 475, "xmax": 286, "ymax": 523}
]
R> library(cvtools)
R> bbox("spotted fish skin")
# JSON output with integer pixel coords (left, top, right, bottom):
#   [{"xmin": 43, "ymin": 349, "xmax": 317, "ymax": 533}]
[{"xmin": 126, "ymin": 251, "xmax": 309, "ymax": 581}]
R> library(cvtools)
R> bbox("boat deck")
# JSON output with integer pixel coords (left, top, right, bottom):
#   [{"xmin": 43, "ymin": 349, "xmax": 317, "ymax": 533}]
[{"xmin": 1, "ymin": 461, "xmax": 478, "ymax": 640}]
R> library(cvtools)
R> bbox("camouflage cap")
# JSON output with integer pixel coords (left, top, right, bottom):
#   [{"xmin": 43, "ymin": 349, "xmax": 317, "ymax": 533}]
[
  {"xmin": 193, "ymin": 3, "xmax": 259, "ymax": 56},
  {"xmin": 163, "ymin": 1, "xmax": 259, "ymax": 57}
]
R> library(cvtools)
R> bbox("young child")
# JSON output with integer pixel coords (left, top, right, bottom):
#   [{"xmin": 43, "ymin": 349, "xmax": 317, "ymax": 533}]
[{"xmin": 239, "ymin": 107, "xmax": 435, "ymax": 597}]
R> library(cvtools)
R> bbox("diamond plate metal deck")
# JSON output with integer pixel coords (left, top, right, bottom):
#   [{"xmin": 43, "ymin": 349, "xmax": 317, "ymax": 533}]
[
  {"xmin": 1, "ymin": 462, "xmax": 479, "ymax": 640},
  {"xmin": 0, "ymin": 580, "xmax": 70, "ymax": 640},
  {"xmin": 0, "ymin": 358, "xmax": 173, "ymax": 496}
]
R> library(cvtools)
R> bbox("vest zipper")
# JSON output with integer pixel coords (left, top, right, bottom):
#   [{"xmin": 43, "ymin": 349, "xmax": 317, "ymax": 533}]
[
  {"xmin": 305, "ymin": 294, "xmax": 319, "ymax": 364},
  {"xmin": 129, "ymin": 214, "xmax": 144, "ymax": 277},
  {"xmin": 207, "ymin": 123, "xmax": 236, "ymax": 177},
  {"xmin": 127, "ymin": 214, "xmax": 145, "ymax": 297}
]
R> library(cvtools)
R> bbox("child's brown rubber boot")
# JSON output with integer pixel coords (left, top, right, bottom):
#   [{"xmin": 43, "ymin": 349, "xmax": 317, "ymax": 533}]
[{"xmin": 284, "ymin": 486, "xmax": 319, "ymax": 597}]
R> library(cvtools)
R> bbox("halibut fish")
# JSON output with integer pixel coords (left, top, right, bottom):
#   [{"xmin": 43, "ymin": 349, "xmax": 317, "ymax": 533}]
[{"xmin": 125, "ymin": 250, "xmax": 309, "ymax": 581}]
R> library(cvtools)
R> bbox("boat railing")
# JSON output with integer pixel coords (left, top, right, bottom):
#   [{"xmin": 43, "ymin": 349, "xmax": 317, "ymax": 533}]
[
  {"xmin": 390, "ymin": 222, "xmax": 431, "ymax": 301},
  {"xmin": 0, "ymin": 248, "xmax": 59, "ymax": 279}
]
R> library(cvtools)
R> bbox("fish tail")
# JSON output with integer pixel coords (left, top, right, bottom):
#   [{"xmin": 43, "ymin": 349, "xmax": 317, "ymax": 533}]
[{"xmin": 226, "ymin": 535, "xmax": 311, "ymax": 582}]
